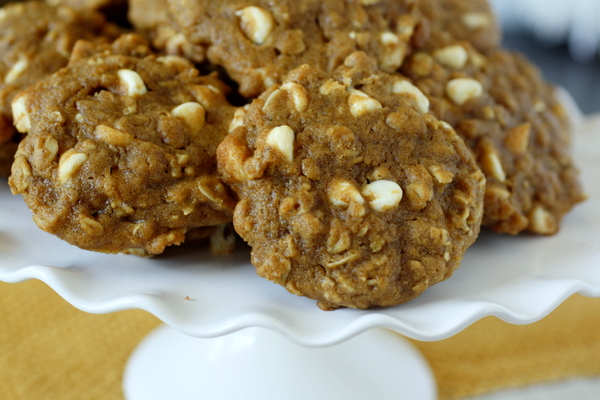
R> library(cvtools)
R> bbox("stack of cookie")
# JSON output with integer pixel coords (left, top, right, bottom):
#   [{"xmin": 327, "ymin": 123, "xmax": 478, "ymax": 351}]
[{"xmin": 1, "ymin": 0, "xmax": 585, "ymax": 310}]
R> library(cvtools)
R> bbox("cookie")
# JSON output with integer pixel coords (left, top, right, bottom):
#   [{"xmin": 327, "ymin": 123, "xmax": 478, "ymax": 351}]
[
  {"xmin": 0, "ymin": 1, "xmax": 122, "ymax": 177},
  {"xmin": 401, "ymin": 42, "xmax": 585, "ymax": 234},
  {"xmin": 217, "ymin": 53, "xmax": 485, "ymax": 309},
  {"xmin": 9, "ymin": 34, "xmax": 237, "ymax": 255},
  {"xmin": 135, "ymin": 0, "xmax": 422, "ymax": 97}
]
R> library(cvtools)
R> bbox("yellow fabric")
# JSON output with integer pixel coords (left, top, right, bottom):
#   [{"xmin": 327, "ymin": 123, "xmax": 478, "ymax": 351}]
[
  {"xmin": 410, "ymin": 294, "xmax": 600, "ymax": 399},
  {"xmin": 0, "ymin": 280, "xmax": 159, "ymax": 400},
  {"xmin": 1, "ymin": 279, "xmax": 599, "ymax": 400}
]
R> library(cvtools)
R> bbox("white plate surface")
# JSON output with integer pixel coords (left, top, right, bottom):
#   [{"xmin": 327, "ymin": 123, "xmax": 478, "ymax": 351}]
[{"xmin": 1, "ymin": 114, "xmax": 599, "ymax": 346}]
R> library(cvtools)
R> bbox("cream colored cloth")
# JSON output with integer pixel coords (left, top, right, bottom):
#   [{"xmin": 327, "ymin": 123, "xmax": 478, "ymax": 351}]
[{"xmin": 1, "ymin": 280, "xmax": 599, "ymax": 400}]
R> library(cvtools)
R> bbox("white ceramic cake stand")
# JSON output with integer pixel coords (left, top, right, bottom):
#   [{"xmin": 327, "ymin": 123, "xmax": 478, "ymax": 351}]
[{"xmin": 1, "ymin": 108, "xmax": 599, "ymax": 400}]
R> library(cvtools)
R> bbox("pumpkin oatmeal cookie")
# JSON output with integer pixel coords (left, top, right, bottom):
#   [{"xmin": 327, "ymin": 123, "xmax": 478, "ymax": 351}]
[
  {"xmin": 217, "ymin": 53, "xmax": 485, "ymax": 309},
  {"xmin": 9, "ymin": 34, "xmax": 236, "ymax": 255},
  {"xmin": 402, "ymin": 39, "xmax": 585, "ymax": 235}
]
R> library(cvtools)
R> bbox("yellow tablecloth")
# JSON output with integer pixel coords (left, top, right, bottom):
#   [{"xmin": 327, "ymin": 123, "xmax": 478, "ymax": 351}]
[{"xmin": 1, "ymin": 280, "xmax": 599, "ymax": 400}]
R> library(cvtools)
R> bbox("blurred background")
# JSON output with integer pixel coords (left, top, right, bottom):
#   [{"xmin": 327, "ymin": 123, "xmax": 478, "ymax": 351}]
[{"xmin": 489, "ymin": 0, "xmax": 600, "ymax": 115}]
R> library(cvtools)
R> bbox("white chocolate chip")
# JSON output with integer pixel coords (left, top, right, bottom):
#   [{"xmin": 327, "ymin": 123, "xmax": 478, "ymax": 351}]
[
  {"xmin": 480, "ymin": 148, "xmax": 506, "ymax": 182},
  {"xmin": 446, "ymin": 78, "xmax": 483, "ymax": 106},
  {"xmin": 529, "ymin": 205, "xmax": 557, "ymax": 234},
  {"xmin": 361, "ymin": 180, "xmax": 403, "ymax": 211},
  {"xmin": 11, "ymin": 94, "xmax": 30, "ymax": 132},
  {"xmin": 236, "ymin": 6, "xmax": 275, "ymax": 45},
  {"xmin": 58, "ymin": 150, "xmax": 88, "ymax": 185},
  {"xmin": 347, "ymin": 89, "xmax": 382, "ymax": 117},
  {"xmin": 94, "ymin": 125, "xmax": 133, "ymax": 146},
  {"xmin": 392, "ymin": 80, "xmax": 430, "ymax": 114},
  {"xmin": 281, "ymin": 82, "xmax": 309, "ymax": 112},
  {"xmin": 328, "ymin": 179, "xmax": 365, "ymax": 207},
  {"xmin": 461, "ymin": 12, "xmax": 491, "ymax": 30},
  {"xmin": 171, "ymin": 102, "xmax": 206, "ymax": 134},
  {"xmin": 379, "ymin": 32, "xmax": 405, "ymax": 71},
  {"xmin": 117, "ymin": 69, "xmax": 147, "ymax": 96},
  {"xmin": 266, "ymin": 125, "xmax": 295, "ymax": 162},
  {"xmin": 433, "ymin": 45, "xmax": 468, "ymax": 70},
  {"xmin": 4, "ymin": 58, "xmax": 28, "ymax": 84},
  {"xmin": 228, "ymin": 106, "xmax": 248, "ymax": 133}
]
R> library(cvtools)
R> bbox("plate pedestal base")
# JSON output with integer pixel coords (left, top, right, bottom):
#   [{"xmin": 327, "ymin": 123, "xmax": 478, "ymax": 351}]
[{"xmin": 123, "ymin": 325, "xmax": 436, "ymax": 400}]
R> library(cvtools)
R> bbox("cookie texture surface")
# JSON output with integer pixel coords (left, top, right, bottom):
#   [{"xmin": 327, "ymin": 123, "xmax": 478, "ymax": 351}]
[
  {"xmin": 0, "ymin": 0, "xmax": 122, "ymax": 176},
  {"xmin": 135, "ymin": 0, "xmax": 422, "ymax": 97},
  {"xmin": 402, "ymin": 39, "xmax": 585, "ymax": 235},
  {"xmin": 9, "ymin": 34, "xmax": 236, "ymax": 255},
  {"xmin": 418, "ymin": 0, "xmax": 501, "ymax": 53},
  {"xmin": 218, "ymin": 54, "xmax": 485, "ymax": 309},
  {"xmin": 128, "ymin": 0, "xmax": 207, "ymax": 63}
]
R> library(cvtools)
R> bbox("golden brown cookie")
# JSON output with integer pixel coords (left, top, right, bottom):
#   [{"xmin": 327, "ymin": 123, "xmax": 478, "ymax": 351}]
[
  {"xmin": 0, "ymin": 1, "xmax": 122, "ymax": 177},
  {"xmin": 217, "ymin": 53, "xmax": 485, "ymax": 309},
  {"xmin": 133, "ymin": 0, "xmax": 421, "ymax": 97},
  {"xmin": 9, "ymin": 34, "xmax": 236, "ymax": 255},
  {"xmin": 402, "ymin": 41, "xmax": 585, "ymax": 235}
]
